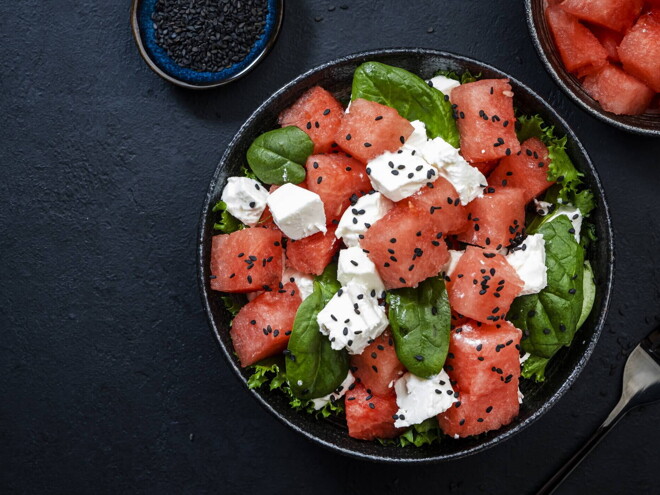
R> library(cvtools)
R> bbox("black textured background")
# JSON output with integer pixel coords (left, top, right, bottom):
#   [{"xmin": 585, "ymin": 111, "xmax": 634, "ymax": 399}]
[{"xmin": 1, "ymin": 1, "xmax": 659, "ymax": 493}]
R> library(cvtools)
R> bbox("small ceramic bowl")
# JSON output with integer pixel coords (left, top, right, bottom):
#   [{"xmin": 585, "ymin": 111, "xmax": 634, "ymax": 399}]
[
  {"xmin": 525, "ymin": 0, "xmax": 660, "ymax": 136},
  {"xmin": 131, "ymin": 0, "xmax": 284, "ymax": 89},
  {"xmin": 197, "ymin": 49, "xmax": 615, "ymax": 462}
]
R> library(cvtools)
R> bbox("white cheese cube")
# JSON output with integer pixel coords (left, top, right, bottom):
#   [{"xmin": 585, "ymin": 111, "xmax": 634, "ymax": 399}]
[
  {"xmin": 394, "ymin": 370, "xmax": 456, "ymax": 427},
  {"xmin": 506, "ymin": 233, "xmax": 548, "ymax": 296},
  {"xmin": 335, "ymin": 192, "xmax": 393, "ymax": 247},
  {"xmin": 282, "ymin": 265, "xmax": 314, "ymax": 301},
  {"xmin": 548, "ymin": 205, "xmax": 583, "ymax": 242},
  {"xmin": 317, "ymin": 281, "xmax": 388, "ymax": 355},
  {"xmin": 337, "ymin": 246, "xmax": 385, "ymax": 295},
  {"xmin": 403, "ymin": 120, "xmax": 429, "ymax": 150},
  {"xmin": 367, "ymin": 148, "xmax": 438, "ymax": 202},
  {"xmin": 311, "ymin": 371, "xmax": 355, "ymax": 410},
  {"xmin": 267, "ymin": 183, "xmax": 326, "ymax": 240},
  {"xmin": 427, "ymin": 75, "xmax": 461, "ymax": 97},
  {"xmin": 417, "ymin": 137, "xmax": 486, "ymax": 205},
  {"xmin": 220, "ymin": 176, "xmax": 269, "ymax": 226}
]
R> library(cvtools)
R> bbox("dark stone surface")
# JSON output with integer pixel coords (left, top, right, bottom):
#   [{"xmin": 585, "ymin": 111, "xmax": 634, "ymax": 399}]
[{"xmin": 1, "ymin": 0, "xmax": 658, "ymax": 493}]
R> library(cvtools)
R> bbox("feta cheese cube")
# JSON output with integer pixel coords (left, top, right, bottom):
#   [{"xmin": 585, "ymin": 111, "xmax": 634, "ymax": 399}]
[
  {"xmin": 417, "ymin": 137, "xmax": 486, "ymax": 205},
  {"xmin": 335, "ymin": 192, "xmax": 393, "ymax": 247},
  {"xmin": 266, "ymin": 183, "xmax": 326, "ymax": 240},
  {"xmin": 506, "ymin": 233, "xmax": 547, "ymax": 295},
  {"xmin": 282, "ymin": 265, "xmax": 314, "ymax": 301},
  {"xmin": 317, "ymin": 281, "xmax": 388, "ymax": 354},
  {"xmin": 548, "ymin": 205, "xmax": 583, "ymax": 242},
  {"xmin": 403, "ymin": 120, "xmax": 429, "ymax": 150},
  {"xmin": 311, "ymin": 371, "xmax": 355, "ymax": 410},
  {"xmin": 444, "ymin": 249, "xmax": 464, "ymax": 278},
  {"xmin": 394, "ymin": 370, "xmax": 456, "ymax": 427},
  {"xmin": 220, "ymin": 176, "xmax": 269, "ymax": 226},
  {"xmin": 337, "ymin": 246, "xmax": 385, "ymax": 295},
  {"xmin": 367, "ymin": 148, "xmax": 438, "ymax": 202},
  {"xmin": 427, "ymin": 75, "xmax": 461, "ymax": 97}
]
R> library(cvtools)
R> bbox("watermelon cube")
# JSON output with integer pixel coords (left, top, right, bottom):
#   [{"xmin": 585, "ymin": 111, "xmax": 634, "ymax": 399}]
[
  {"xmin": 210, "ymin": 228, "xmax": 283, "ymax": 293},
  {"xmin": 335, "ymin": 98, "xmax": 414, "ymax": 163},
  {"xmin": 278, "ymin": 86, "xmax": 344, "ymax": 153},
  {"xmin": 305, "ymin": 153, "xmax": 372, "ymax": 223},
  {"xmin": 451, "ymin": 79, "xmax": 521, "ymax": 163},
  {"xmin": 444, "ymin": 319, "xmax": 522, "ymax": 396},
  {"xmin": 285, "ymin": 223, "xmax": 340, "ymax": 276},
  {"xmin": 402, "ymin": 177, "xmax": 469, "ymax": 235},
  {"xmin": 457, "ymin": 188, "xmax": 527, "ymax": 249},
  {"xmin": 582, "ymin": 63, "xmax": 655, "ymax": 115},
  {"xmin": 438, "ymin": 385, "xmax": 519, "ymax": 438},
  {"xmin": 446, "ymin": 247, "xmax": 524, "ymax": 325},
  {"xmin": 230, "ymin": 282, "xmax": 302, "ymax": 366},
  {"xmin": 473, "ymin": 160, "xmax": 498, "ymax": 177},
  {"xmin": 487, "ymin": 138, "xmax": 554, "ymax": 204},
  {"xmin": 361, "ymin": 205, "xmax": 450, "ymax": 290},
  {"xmin": 560, "ymin": 0, "xmax": 644, "ymax": 32},
  {"xmin": 345, "ymin": 383, "xmax": 402, "ymax": 440},
  {"xmin": 590, "ymin": 25, "xmax": 623, "ymax": 63},
  {"xmin": 350, "ymin": 330, "xmax": 405, "ymax": 396},
  {"xmin": 618, "ymin": 11, "xmax": 660, "ymax": 92},
  {"xmin": 545, "ymin": 6, "xmax": 608, "ymax": 72}
]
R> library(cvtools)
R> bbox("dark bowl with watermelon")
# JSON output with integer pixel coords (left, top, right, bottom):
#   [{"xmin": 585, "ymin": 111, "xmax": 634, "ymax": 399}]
[
  {"xmin": 198, "ymin": 49, "xmax": 614, "ymax": 462},
  {"xmin": 525, "ymin": 0, "xmax": 660, "ymax": 136}
]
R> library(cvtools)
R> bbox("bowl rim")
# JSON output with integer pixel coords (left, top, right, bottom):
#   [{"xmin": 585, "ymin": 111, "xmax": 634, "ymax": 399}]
[
  {"xmin": 197, "ymin": 48, "xmax": 615, "ymax": 463},
  {"xmin": 524, "ymin": 0, "xmax": 660, "ymax": 137},
  {"xmin": 129, "ymin": 0, "xmax": 285, "ymax": 90}
]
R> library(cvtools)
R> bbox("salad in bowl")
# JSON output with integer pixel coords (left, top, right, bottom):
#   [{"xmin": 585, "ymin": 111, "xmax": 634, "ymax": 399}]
[{"xmin": 203, "ymin": 55, "xmax": 603, "ymax": 452}]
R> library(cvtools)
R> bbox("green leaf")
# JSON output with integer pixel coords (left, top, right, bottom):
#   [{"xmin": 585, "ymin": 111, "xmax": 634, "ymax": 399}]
[
  {"xmin": 246, "ymin": 126, "xmax": 313, "ymax": 185},
  {"xmin": 351, "ymin": 61, "xmax": 460, "ymax": 148},
  {"xmin": 286, "ymin": 264, "xmax": 350, "ymax": 399},
  {"xmin": 578, "ymin": 261, "xmax": 596, "ymax": 330},
  {"xmin": 521, "ymin": 355, "xmax": 550, "ymax": 382},
  {"xmin": 434, "ymin": 69, "xmax": 481, "ymax": 84},
  {"xmin": 508, "ymin": 215, "xmax": 585, "ymax": 363},
  {"xmin": 212, "ymin": 200, "xmax": 245, "ymax": 233},
  {"xmin": 378, "ymin": 418, "xmax": 443, "ymax": 447},
  {"xmin": 240, "ymin": 164, "xmax": 258, "ymax": 180},
  {"xmin": 220, "ymin": 295, "xmax": 244, "ymax": 320},
  {"xmin": 386, "ymin": 277, "xmax": 451, "ymax": 378}
]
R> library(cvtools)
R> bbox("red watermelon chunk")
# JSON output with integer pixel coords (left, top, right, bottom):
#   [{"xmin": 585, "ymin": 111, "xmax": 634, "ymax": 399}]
[
  {"xmin": 305, "ymin": 154, "xmax": 372, "ymax": 223},
  {"xmin": 582, "ymin": 63, "xmax": 655, "ymax": 115},
  {"xmin": 545, "ymin": 6, "xmax": 608, "ymax": 73},
  {"xmin": 402, "ymin": 177, "xmax": 469, "ymax": 235},
  {"xmin": 345, "ymin": 383, "xmax": 402, "ymax": 440},
  {"xmin": 473, "ymin": 160, "xmax": 498, "ymax": 177},
  {"xmin": 457, "ymin": 188, "xmax": 527, "ymax": 249},
  {"xmin": 487, "ymin": 138, "xmax": 554, "ymax": 203},
  {"xmin": 230, "ymin": 282, "xmax": 302, "ymax": 366},
  {"xmin": 438, "ymin": 385, "xmax": 519, "ymax": 438},
  {"xmin": 285, "ymin": 223, "xmax": 340, "ymax": 276},
  {"xmin": 560, "ymin": 0, "xmax": 644, "ymax": 32},
  {"xmin": 618, "ymin": 11, "xmax": 660, "ymax": 92},
  {"xmin": 446, "ymin": 247, "xmax": 524, "ymax": 325},
  {"xmin": 361, "ymin": 205, "xmax": 450, "ymax": 290},
  {"xmin": 350, "ymin": 330, "xmax": 406, "ymax": 396},
  {"xmin": 278, "ymin": 86, "xmax": 344, "ymax": 153},
  {"xmin": 451, "ymin": 79, "xmax": 521, "ymax": 163},
  {"xmin": 590, "ymin": 25, "xmax": 623, "ymax": 63},
  {"xmin": 210, "ymin": 228, "xmax": 283, "ymax": 293},
  {"xmin": 445, "ymin": 319, "xmax": 522, "ymax": 396},
  {"xmin": 335, "ymin": 98, "xmax": 414, "ymax": 163}
]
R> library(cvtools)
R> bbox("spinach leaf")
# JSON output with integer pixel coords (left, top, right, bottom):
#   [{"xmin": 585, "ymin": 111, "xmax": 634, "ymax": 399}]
[
  {"xmin": 212, "ymin": 200, "xmax": 245, "ymax": 233},
  {"xmin": 286, "ymin": 264, "xmax": 349, "ymax": 399},
  {"xmin": 434, "ymin": 69, "xmax": 481, "ymax": 84},
  {"xmin": 246, "ymin": 126, "xmax": 313, "ymax": 185},
  {"xmin": 351, "ymin": 62, "xmax": 460, "ymax": 148},
  {"xmin": 578, "ymin": 261, "xmax": 596, "ymax": 329},
  {"xmin": 386, "ymin": 277, "xmax": 451, "ymax": 378},
  {"xmin": 378, "ymin": 417, "xmax": 442, "ymax": 447},
  {"xmin": 508, "ymin": 216, "xmax": 585, "ymax": 363}
]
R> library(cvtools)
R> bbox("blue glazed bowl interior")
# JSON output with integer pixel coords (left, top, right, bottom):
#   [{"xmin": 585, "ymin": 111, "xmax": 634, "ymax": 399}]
[
  {"xmin": 197, "ymin": 49, "xmax": 614, "ymax": 462},
  {"xmin": 135, "ymin": 0, "xmax": 280, "ymax": 85}
]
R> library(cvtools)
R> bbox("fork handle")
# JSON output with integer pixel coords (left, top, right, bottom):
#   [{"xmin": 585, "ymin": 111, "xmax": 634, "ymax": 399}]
[{"xmin": 536, "ymin": 407, "xmax": 628, "ymax": 495}]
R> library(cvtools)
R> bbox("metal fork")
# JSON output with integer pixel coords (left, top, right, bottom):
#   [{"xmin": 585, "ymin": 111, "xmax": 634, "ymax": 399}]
[{"xmin": 538, "ymin": 326, "xmax": 660, "ymax": 495}]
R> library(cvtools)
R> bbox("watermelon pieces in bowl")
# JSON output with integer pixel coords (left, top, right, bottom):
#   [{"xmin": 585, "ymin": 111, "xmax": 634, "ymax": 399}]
[
  {"xmin": 198, "ymin": 49, "xmax": 614, "ymax": 462},
  {"xmin": 525, "ymin": 0, "xmax": 660, "ymax": 135}
]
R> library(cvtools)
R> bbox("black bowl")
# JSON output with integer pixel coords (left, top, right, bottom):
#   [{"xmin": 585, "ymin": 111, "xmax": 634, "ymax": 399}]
[
  {"xmin": 525, "ymin": 0, "xmax": 660, "ymax": 136},
  {"xmin": 197, "ymin": 49, "xmax": 615, "ymax": 462}
]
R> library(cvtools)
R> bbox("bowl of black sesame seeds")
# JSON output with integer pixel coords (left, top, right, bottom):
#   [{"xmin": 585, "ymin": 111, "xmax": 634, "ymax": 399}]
[
  {"xmin": 131, "ymin": 0, "xmax": 284, "ymax": 89},
  {"xmin": 198, "ymin": 49, "xmax": 614, "ymax": 462}
]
